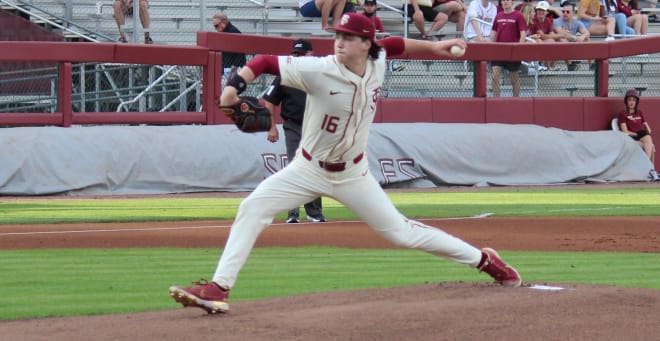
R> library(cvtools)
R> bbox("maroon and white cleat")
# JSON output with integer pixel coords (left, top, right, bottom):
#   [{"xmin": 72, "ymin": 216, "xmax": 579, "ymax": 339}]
[
  {"xmin": 478, "ymin": 248, "xmax": 522, "ymax": 287},
  {"xmin": 169, "ymin": 279, "xmax": 230, "ymax": 314}
]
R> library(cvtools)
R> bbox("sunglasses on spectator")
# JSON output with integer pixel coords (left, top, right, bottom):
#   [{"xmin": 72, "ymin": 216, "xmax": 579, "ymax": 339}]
[{"xmin": 562, "ymin": 10, "xmax": 572, "ymax": 13}]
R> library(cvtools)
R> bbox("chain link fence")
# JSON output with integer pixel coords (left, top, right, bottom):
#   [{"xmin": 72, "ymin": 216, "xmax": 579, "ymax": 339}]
[
  {"xmin": 0, "ymin": 62, "xmax": 204, "ymax": 113},
  {"xmin": 1, "ymin": 0, "xmax": 659, "ymax": 112},
  {"xmin": 2, "ymin": 52, "xmax": 659, "ymax": 113}
]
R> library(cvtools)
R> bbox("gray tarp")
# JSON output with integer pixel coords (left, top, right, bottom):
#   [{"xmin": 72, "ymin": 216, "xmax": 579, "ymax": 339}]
[{"xmin": 0, "ymin": 123, "xmax": 653, "ymax": 195}]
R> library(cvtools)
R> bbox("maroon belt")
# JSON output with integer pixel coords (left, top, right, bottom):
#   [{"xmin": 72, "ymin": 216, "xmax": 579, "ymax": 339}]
[{"xmin": 302, "ymin": 149, "xmax": 363, "ymax": 172}]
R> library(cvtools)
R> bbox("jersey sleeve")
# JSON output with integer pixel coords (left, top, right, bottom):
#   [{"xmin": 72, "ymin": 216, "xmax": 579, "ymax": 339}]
[{"xmin": 278, "ymin": 55, "xmax": 324, "ymax": 94}]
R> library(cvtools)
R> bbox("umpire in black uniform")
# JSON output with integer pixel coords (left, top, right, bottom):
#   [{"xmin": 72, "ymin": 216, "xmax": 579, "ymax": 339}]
[{"xmin": 262, "ymin": 39, "xmax": 326, "ymax": 223}]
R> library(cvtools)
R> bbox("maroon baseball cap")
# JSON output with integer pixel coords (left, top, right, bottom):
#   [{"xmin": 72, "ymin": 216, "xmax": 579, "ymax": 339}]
[{"xmin": 326, "ymin": 13, "xmax": 375, "ymax": 40}]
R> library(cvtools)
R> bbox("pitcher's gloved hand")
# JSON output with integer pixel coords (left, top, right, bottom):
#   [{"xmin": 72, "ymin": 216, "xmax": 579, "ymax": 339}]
[{"xmin": 220, "ymin": 96, "xmax": 271, "ymax": 133}]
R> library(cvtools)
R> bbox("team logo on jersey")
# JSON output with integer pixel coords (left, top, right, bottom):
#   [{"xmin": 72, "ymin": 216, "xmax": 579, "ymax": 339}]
[{"xmin": 372, "ymin": 87, "xmax": 380, "ymax": 101}]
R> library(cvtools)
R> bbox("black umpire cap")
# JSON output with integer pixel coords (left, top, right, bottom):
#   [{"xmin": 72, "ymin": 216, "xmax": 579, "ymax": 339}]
[{"xmin": 291, "ymin": 39, "xmax": 313, "ymax": 54}]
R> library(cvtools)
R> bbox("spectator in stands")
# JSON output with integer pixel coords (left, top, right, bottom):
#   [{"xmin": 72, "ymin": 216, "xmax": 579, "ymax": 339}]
[
  {"xmin": 402, "ymin": 0, "xmax": 449, "ymax": 40},
  {"xmin": 529, "ymin": 1, "xmax": 561, "ymax": 69},
  {"xmin": 576, "ymin": 0, "xmax": 616, "ymax": 40},
  {"xmin": 344, "ymin": 0, "xmax": 360, "ymax": 13},
  {"xmin": 521, "ymin": 1, "xmax": 536, "ymax": 30},
  {"xmin": 617, "ymin": 89, "xmax": 659, "ymax": 181},
  {"xmin": 361, "ymin": 0, "xmax": 385, "ymax": 32},
  {"xmin": 530, "ymin": 1, "xmax": 561, "ymax": 42},
  {"xmin": 616, "ymin": 0, "xmax": 649, "ymax": 35},
  {"xmin": 602, "ymin": 0, "xmax": 635, "ymax": 36},
  {"xmin": 113, "ymin": 0, "xmax": 152, "ymax": 44},
  {"xmin": 521, "ymin": 0, "xmax": 563, "ymax": 18},
  {"xmin": 553, "ymin": 1, "xmax": 590, "ymax": 70},
  {"xmin": 262, "ymin": 39, "xmax": 327, "ymax": 223},
  {"xmin": 213, "ymin": 13, "xmax": 247, "ymax": 87},
  {"xmin": 464, "ymin": 0, "xmax": 497, "ymax": 42},
  {"xmin": 514, "ymin": 0, "xmax": 560, "ymax": 18},
  {"xmin": 648, "ymin": 0, "xmax": 658, "ymax": 22},
  {"xmin": 300, "ymin": 0, "xmax": 348, "ymax": 29},
  {"xmin": 361, "ymin": 1, "xmax": 402, "ymax": 70},
  {"xmin": 490, "ymin": 0, "xmax": 527, "ymax": 97},
  {"xmin": 433, "ymin": 0, "xmax": 467, "ymax": 35},
  {"xmin": 515, "ymin": 0, "xmax": 534, "ymax": 11},
  {"xmin": 547, "ymin": 0, "xmax": 563, "ymax": 18}
]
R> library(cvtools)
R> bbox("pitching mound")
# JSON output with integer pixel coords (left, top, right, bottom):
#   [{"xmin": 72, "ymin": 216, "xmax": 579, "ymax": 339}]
[{"xmin": 2, "ymin": 282, "xmax": 659, "ymax": 340}]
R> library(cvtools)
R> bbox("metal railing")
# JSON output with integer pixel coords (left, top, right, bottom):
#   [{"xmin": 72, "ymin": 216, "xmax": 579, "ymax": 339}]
[{"xmin": 1, "ymin": 0, "xmax": 114, "ymax": 41}]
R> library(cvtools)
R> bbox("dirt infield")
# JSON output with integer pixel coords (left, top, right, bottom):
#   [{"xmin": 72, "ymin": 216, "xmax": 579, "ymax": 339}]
[{"xmin": 2, "ymin": 215, "xmax": 660, "ymax": 340}]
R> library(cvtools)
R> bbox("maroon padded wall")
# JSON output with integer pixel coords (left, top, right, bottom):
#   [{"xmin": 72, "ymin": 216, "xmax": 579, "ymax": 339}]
[{"xmin": 378, "ymin": 97, "xmax": 659, "ymax": 170}]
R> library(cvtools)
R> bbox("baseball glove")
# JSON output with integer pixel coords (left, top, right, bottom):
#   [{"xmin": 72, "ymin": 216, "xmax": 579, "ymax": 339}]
[{"xmin": 220, "ymin": 96, "xmax": 271, "ymax": 133}]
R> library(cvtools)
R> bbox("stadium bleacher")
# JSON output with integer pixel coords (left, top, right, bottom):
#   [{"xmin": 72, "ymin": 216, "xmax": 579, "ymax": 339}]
[
  {"xmin": 3, "ymin": 0, "xmax": 660, "ymax": 42},
  {"xmin": 1, "ymin": 0, "xmax": 659, "ymax": 98}
]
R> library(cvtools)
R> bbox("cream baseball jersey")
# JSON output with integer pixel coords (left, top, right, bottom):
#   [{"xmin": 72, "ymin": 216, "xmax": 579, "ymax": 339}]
[{"xmin": 278, "ymin": 50, "xmax": 386, "ymax": 164}]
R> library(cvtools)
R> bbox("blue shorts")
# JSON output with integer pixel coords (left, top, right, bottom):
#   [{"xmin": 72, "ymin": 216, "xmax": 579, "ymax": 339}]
[
  {"xmin": 300, "ymin": 1, "xmax": 321, "ymax": 17},
  {"xmin": 579, "ymin": 19, "xmax": 593, "ymax": 29}
]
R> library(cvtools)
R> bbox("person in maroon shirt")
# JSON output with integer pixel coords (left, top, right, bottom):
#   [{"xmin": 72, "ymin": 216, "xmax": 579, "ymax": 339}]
[
  {"xmin": 515, "ymin": 0, "xmax": 561, "ymax": 18},
  {"xmin": 361, "ymin": 0, "xmax": 385, "ymax": 32},
  {"xmin": 616, "ymin": 0, "xmax": 648, "ymax": 35},
  {"xmin": 529, "ymin": 1, "xmax": 558, "ymax": 41},
  {"xmin": 528, "ymin": 1, "xmax": 561, "ymax": 69},
  {"xmin": 489, "ymin": 0, "xmax": 527, "ymax": 97},
  {"xmin": 618, "ymin": 89, "xmax": 656, "ymax": 166}
]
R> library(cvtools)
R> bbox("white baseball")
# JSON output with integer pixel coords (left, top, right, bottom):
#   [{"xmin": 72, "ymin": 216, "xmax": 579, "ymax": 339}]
[{"xmin": 450, "ymin": 45, "xmax": 465, "ymax": 57}]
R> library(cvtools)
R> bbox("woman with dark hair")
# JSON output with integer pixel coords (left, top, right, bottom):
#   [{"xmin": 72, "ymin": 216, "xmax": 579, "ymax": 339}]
[{"xmin": 617, "ymin": 89, "xmax": 658, "ymax": 180}]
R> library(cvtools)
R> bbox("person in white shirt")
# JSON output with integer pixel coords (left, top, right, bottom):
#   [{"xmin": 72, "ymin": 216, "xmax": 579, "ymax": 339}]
[{"xmin": 464, "ymin": 0, "xmax": 497, "ymax": 41}]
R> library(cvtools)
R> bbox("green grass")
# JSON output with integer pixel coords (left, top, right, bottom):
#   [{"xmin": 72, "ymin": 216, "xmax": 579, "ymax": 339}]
[
  {"xmin": 1, "ymin": 247, "xmax": 658, "ymax": 320},
  {"xmin": 1, "ymin": 187, "xmax": 659, "ymax": 320},
  {"xmin": 1, "ymin": 187, "xmax": 659, "ymax": 225}
]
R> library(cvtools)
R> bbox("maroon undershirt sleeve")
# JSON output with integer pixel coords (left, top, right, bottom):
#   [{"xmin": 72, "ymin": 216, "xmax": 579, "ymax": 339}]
[
  {"xmin": 377, "ymin": 37, "xmax": 405, "ymax": 56},
  {"xmin": 244, "ymin": 55, "xmax": 280, "ymax": 78}
]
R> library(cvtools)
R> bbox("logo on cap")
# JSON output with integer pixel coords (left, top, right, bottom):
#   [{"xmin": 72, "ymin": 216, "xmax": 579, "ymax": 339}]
[
  {"xmin": 327, "ymin": 12, "xmax": 376, "ymax": 40},
  {"xmin": 340, "ymin": 14, "xmax": 350, "ymax": 26}
]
